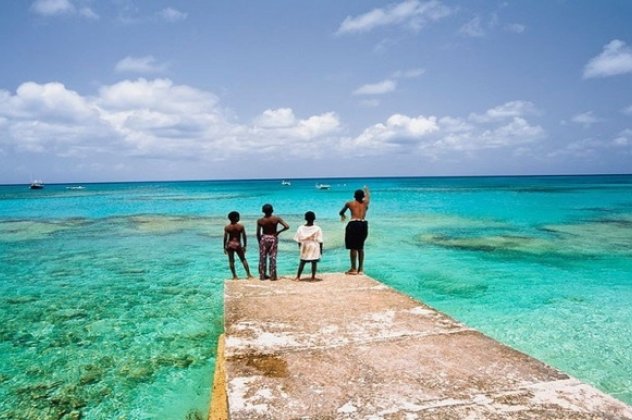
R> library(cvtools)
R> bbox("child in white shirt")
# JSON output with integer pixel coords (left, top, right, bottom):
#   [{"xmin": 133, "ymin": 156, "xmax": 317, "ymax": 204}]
[{"xmin": 293, "ymin": 211, "xmax": 323, "ymax": 281}]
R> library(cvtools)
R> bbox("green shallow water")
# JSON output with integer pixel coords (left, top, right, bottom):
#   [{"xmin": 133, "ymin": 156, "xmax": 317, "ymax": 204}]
[{"xmin": 1, "ymin": 176, "xmax": 631, "ymax": 417}]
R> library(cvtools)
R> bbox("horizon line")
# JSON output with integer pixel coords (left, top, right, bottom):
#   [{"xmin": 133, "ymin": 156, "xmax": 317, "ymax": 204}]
[{"xmin": 3, "ymin": 172, "xmax": 632, "ymax": 187}]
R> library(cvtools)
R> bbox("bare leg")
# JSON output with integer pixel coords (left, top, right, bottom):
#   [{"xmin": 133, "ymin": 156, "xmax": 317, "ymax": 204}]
[
  {"xmin": 235, "ymin": 249, "xmax": 252, "ymax": 279},
  {"xmin": 240, "ymin": 257, "xmax": 253, "ymax": 278},
  {"xmin": 295, "ymin": 261, "xmax": 306, "ymax": 281},
  {"xmin": 357, "ymin": 250, "xmax": 364, "ymax": 273},
  {"xmin": 346, "ymin": 250, "xmax": 358, "ymax": 274},
  {"xmin": 228, "ymin": 252, "xmax": 238, "ymax": 279},
  {"xmin": 310, "ymin": 261, "xmax": 317, "ymax": 279}
]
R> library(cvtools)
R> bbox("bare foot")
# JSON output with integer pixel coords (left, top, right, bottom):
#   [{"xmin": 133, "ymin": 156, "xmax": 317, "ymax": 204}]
[
  {"xmin": 345, "ymin": 270, "xmax": 358, "ymax": 275},
  {"xmin": 292, "ymin": 277, "xmax": 300, "ymax": 282}
]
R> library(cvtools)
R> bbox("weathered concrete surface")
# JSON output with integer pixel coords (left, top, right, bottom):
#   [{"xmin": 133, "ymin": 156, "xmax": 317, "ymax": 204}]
[{"xmin": 220, "ymin": 273, "xmax": 632, "ymax": 419}]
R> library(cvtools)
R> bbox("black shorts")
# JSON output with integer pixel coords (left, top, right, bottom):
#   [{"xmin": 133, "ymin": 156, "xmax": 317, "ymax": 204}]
[{"xmin": 345, "ymin": 220, "xmax": 368, "ymax": 250}]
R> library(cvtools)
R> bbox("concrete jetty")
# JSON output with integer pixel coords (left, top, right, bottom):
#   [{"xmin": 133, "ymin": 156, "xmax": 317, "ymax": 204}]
[{"xmin": 211, "ymin": 273, "xmax": 632, "ymax": 419}]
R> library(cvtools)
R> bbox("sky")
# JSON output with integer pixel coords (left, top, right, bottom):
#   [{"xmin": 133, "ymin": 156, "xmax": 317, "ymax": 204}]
[{"xmin": 1, "ymin": 0, "xmax": 632, "ymax": 184}]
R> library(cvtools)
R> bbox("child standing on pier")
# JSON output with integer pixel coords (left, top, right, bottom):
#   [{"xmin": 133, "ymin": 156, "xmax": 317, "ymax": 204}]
[
  {"xmin": 224, "ymin": 211, "xmax": 253, "ymax": 280},
  {"xmin": 293, "ymin": 211, "xmax": 323, "ymax": 281},
  {"xmin": 257, "ymin": 204, "xmax": 289, "ymax": 281}
]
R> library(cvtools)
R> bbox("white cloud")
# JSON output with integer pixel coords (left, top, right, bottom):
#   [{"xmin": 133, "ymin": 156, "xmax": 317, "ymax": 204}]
[
  {"xmin": 344, "ymin": 101, "xmax": 544, "ymax": 156},
  {"xmin": 571, "ymin": 111, "xmax": 602, "ymax": 128},
  {"xmin": 31, "ymin": 0, "xmax": 74, "ymax": 15},
  {"xmin": 344, "ymin": 114, "xmax": 439, "ymax": 152},
  {"xmin": 583, "ymin": 39, "xmax": 632, "ymax": 78},
  {"xmin": 159, "ymin": 7, "xmax": 187, "ymax": 22},
  {"xmin": 97, "ymin": 79, "xmax": 217, "ymax": 113},
  {"xmin": 94, "ymin": 80, "xmax": 228, "ymax": 158},
  {"xmin": 252, "ymin": 110, "xmax": 340, "ymax": 139},
  {"xmin": 549, "ymin": 129, "xmax": 632, "ymax": 159},
  {"xmin": 115, "ymin": 56, "xmax": 168, "ymax": 74},
  {"xmin": 459, "ymin": 11, "xmax": 525, "ymax": 39},
  {"xmin": 0, "ymin": 80, "xmax": 548, "ymax": 172},
  {"xmin": 622, "ymin": 105, "xmax": 632, "ymax": 116},
  {"xmin": 30, "ymin": 0, "xmax": 98, "ymax": 19},
  {"xmin": 336, "ymin": 0, "xmax": 451, "ymax": 35},
  {"xmin": 0, "ymin": 82, "xmax": 111, "ymax": 154},
  {"xmin": 0, "ymin": 82, "xmax": 96, "ymax": 122},
  {"xmin": 459, "ymin": 16, "xmax": 485, "ymax": 38},
  {"xmin": 432, "ymin": 117, "xmax": 544, "ymax": 154},
  {"xmin": 114, "ymin": 5, "xmax": 186, "ymax": 25},
  {"xmin": 612, "ymin": 129, "xmax": 632, "ymax": 147},
  {"xmin": 353, "ymin": 80, "xmax": 396, "ymax": 95},
  {"xmin": 352, "ymin": 69, "xmax": 422, "ymax": 100},
  {"xmin": 469, "ymin": 100, "xmax": 538, "ymax": 123},
  {"xmin": 438, "ymin": 116, "xmax": 474, "ymax": 133},
  {"xmin": 254, "ymin": 108, "xmax": 296, "ymax": 128},
  {"xmin": 294, "ymin": 112, "xmax": 340, "ymax": 139},
  {"xmin": 79, "ymin": 7, "xmax": 98, "ymax": 19},
  {"xmin": 479, "ymin": 117, "xmax": 544, "ymax": 147},
  {"xmin": 548, "ymin": 138, "xmax": 604, "ymax": 159},
  {"xmin": 0, "ymin": 79, "xmax": 341, "ymax": 161}
]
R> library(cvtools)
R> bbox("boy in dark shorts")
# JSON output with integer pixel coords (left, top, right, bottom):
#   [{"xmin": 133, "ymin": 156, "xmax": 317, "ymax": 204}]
[
  {"xmin": 224, "ymin": 211, "xmax": 253, "ymax": 279},
  {"xmin": 339, "ymin": 186, "xmax": 370, "ymax": 275}
]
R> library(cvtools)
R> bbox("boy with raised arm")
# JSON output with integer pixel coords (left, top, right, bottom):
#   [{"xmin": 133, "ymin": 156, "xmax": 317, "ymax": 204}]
[{"xmin": 339, "ymin": 186, "xmax": 370, "ymax": 275}]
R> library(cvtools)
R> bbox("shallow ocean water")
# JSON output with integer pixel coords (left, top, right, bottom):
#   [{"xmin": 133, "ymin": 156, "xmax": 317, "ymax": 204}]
[{"xmin": 1, "ymin": 175, "xmax": 631, "ymax": 417}]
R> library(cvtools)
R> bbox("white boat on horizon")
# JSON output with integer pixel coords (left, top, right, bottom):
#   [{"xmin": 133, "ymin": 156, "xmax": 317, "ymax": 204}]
[
  {"xmin": 29, "ymin": 180, "xmax": 44, "ymax": 189},
  {"xmin": 315, "ymin": 183, "xmax": 331, "ymax": 190},
  {"xmin": 281, "ymin": 180, "xmax": 292, "ymax": 186}
]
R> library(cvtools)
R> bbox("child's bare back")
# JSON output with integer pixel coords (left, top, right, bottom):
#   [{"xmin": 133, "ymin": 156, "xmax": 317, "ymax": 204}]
[
  {"xmin": 257, "ymin": 215, "xmax": 284, "ymax": 235},
  {"xmin": 224, "ymin": 211, "xmax": 252, "ymax": 279}
]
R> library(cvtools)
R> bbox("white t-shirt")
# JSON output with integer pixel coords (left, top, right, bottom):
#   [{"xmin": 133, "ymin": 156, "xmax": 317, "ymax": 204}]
[{"xmin": 294, "ymin": 224, "xmax": 323, "ymax": 261}]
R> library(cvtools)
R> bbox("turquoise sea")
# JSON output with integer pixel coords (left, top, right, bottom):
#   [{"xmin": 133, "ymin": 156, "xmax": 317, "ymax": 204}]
[{"xmin": 1, "ymin": 175, "xmax": 631, "ymax": 418}]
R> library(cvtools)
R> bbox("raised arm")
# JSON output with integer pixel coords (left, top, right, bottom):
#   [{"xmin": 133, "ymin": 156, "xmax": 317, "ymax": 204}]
[{"xmin": 363, "ymin": 186, "xmax": 370, "ymax": 207}]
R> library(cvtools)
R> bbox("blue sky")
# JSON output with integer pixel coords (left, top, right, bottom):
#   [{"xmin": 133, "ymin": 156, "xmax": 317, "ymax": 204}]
[{"xmin": 1, "ymin": 0, "xmax": 631, "ymax": 183}]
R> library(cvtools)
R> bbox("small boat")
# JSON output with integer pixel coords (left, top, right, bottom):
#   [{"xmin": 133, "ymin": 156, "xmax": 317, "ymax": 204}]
[
  {"xmin": 29, "ymin": 180, "xmax": 44, "ymax": 189},
  {"xmin": 315, "ymin": 183, "xmax": 331, "ymax": 190},
  {"xmin": 281, "ymin": 180, "xmax": 291, "ymax": 186},
  {"xmin": 66, "ymin": 186, "xmax": 86, "ymax": 190}
]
